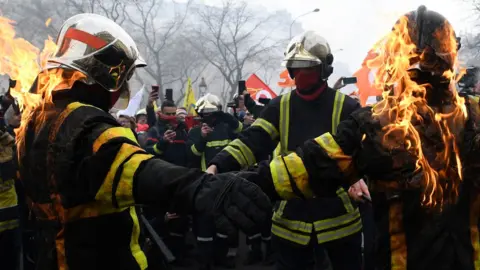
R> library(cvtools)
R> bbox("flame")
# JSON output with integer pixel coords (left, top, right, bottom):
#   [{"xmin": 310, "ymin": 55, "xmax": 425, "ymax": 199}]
[
  {"xmin": 368, "ymin": 15, "xmax": 467, "ymax": 208},
  {"xmin": 45, "ymin": 18, "xmax": 52, "ymax": 27},
  {"xmin": 0, "ymin": 16, "xmax": 85, "ymax": 157}
]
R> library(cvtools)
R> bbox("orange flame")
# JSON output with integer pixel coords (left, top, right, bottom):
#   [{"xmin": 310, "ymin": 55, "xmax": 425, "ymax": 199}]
[
  {"xmin": 368, "ymin": 15, "xmax": 467, "ymax": 208},
  {"xmin": 0, "ymin": 16, "xmax": 85, "ymax": 156}
]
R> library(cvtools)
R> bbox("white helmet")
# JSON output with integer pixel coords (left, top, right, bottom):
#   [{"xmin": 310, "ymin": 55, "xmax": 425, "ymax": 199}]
[
  {"xmin": 195, "ymin": 94, "xmax": 221, "ymax": 114},
  {"xmin": 283, "ymin": 31, "xmax": 333, "ymax": 69}
]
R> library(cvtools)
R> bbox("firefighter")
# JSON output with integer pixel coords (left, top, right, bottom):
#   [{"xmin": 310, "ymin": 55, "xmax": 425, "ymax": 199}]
[
  {"xmin": 208, "ymin": 31, "xmax": 363, "ymax": 270},
  {"xmin": 188, "ymin": 94, "xmax": 244, "ymax": 269},
  {"xmin": 240, "ymin": 6, "xmax": 480, "ymax": 270},
  {"xmin": 15, "ymin": 14, "xmax": 271, "ymax": 270}
]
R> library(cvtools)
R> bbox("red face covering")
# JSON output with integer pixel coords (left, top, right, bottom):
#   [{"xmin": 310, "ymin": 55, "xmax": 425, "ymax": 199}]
[
  {"xmin": 293, "ymin": 69, "xmax": 321, "ymax": 90},
  {"xmin": 136, "ymin": 124, "xmax": 149, "ymax": 132}
]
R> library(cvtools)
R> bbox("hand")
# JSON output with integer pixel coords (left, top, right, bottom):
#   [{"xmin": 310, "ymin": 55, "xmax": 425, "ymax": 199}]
[
  {"xmin": 148, "ymin": 90, "xmax": 159, "ymax": 107},
  {"xmin": 348, "ymin": 179, "xmax": 371, "ymax": 202},
  {"xmin": 194, "ymin": 173, "xmax": 272, "ymax": 237},
  {"xmin": 201, "ymin": 123, "xmax": 213, "ymax": 138},
  {"xmin": 206, "ymin": 165, "xmax": 218, "ymax": 175},
  {"xmin": 333, "ymin": 77, "xmax": 346, "ymax": 90},
  {"xmin": 243, "ymin": 115, "xmax": 255, "ymax": 125},
  {"xmin": 163, "ymin": 130, "xmax": 176, "ymax": 142}
]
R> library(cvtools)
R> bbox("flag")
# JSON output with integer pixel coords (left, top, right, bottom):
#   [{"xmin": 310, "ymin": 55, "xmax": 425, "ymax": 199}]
[
  {"xmin": 183, "ymin": 78, "xmax": 197, "ymax": 115},
  {"xmin": 277, "ymin": 69, "xmax": 295, "ymax": 88},
  {"xmin": 117, "ymin": 84, "xmax": 146, "ymax": 117},
  {"xmin": 246, "ymin": 74, "xmax": 277, "ymax": 100},
  {"xmin": 353, "ymin": 50, "xmax": 382, "ymax": 106}
]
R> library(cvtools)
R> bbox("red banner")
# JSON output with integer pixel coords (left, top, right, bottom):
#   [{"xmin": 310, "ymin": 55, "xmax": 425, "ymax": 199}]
[
  {"xmin": 277, "ymin": 69, "xmax": 296, "ymax": 88},
  {"xmin": 246, "ymin": 74, "xmax": 277, "ymax": 100}
]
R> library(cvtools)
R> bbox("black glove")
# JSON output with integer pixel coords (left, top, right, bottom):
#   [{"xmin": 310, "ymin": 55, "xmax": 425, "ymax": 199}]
[
  {"xmin": 234, "ymin": 161, "xmax": 281, "ymax": 201},
  {"xmin": 193, "ymin": 173, "xmax": 271, "ymax": 237}
]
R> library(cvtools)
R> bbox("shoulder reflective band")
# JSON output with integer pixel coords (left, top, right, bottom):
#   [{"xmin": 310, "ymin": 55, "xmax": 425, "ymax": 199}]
[
  {"xmin": 191, "ymin": 145, "xmax": 202, "ymax": 156},
  {"xmin": 279, "ymin": 92, "xmax": 292, "ymax": 155},
  {"xmin": 93, "ymin": 126, "xmax": 139, "ymax": 153},
  {"xmin": 314, "ymin": 133, "xmax": 353, "ymax": 174},
  {"xmin": 206, "ymin": 140, "xmax": 231, "ymax": 148},
  {"xmin": 270, "ymin": 156, "xmax": 296, "ymax": 199},
  {"xmin": 389, "ymin": 201, "xmax": 407, "ymax": 270},
  {"xmin": 332, "ymin": 91, "xmax": 345, "ymax": 135},
  {"xmin": 224, "ymin": 145, "xmax": 248, "ymax": 168},
  {"xmin": 228, "ymin": 139, "xmax": 256, "ymax": 165},
  {"xmin": 251, "ymin": 118, "xmax": 279, "ymax": 140},
  {"xmin": 282, "ymin": 153, "xmax": 313, "ymax": 198}
]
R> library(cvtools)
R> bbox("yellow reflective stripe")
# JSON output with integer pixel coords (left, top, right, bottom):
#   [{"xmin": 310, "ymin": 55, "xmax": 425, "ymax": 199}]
[
  {"xmin": 279, "ymin": 92, "xmax": 291, "ymax": 155},
  {"xmin": 93, "ymin": 127, "xmax": 139, "ymax": 153},
  {"xmin": 283, "ymin": 153, "xmax": 313, "ymax": 198},
  {"xmin": 0, "ymin": 179, "xmax": 17, "ymax": 208},
  {"xmin": 129, "ymin": 207, "xmax": 148, "ymax": 269},
  {"xmin": 316, "ymin": 218, "xmax": 362, "ymax": 244},
  {"xmin": 272, "ymin": 214, "xmax": 313, "ymax": 233},
  {"xmin": 273, "ymin": 143, "xmax": 281, "ymax": 157},
  {"xmin": 276, "ymin": 201, "xmax": 287, "ymax": 216},
  {"xmin": 234, "ymin": 122, "xmax": 243, "ymax": 134},
  {"xmin": 206, "ymin": 139, "xmax": 231, "ymax": 147},
  {"xmin": 116, "ymin": 153, "xmax": 152, "ymax": 208},
  {"xmin": 313, "ymin": 208, "xmax": 360, "ymax": 232},
  {"xmin": 269, "ymin": 156, "xmax": 295, "ymax": 199},
  {"xmin": 331, "ymin": 91, "xmax": 345, "ymax": 135},
  {"xmin": 314, "ymin": 133, "xmax": 353, "ymax": 173},
  {"xmin": 389, "ymin": 201, "xmax": 407, "ymax": 270},
  {"xmin": 0, "ymin": 219, "xmax": 19, "ymax": 233},
  {"xmin": 95, "ymin": 143, "xmax": 150, "ymax": 206},
  {"xmin": 336, "ymin": 188, "xmax": 354, "ymax": 213},
  {"xmin": 153, "ymin": 144, "xmax": 163, "ymax": 155},
  {"xmin": 191, "ymin": 144, "xmax": 202, "ymax": 156},
  {"xmin": 229, "ymin": 139, "xmax": 256, "ymax": 165},
  {"xmin": 224, "ymin": 146, "xmax": 248, "ymax": 168},
  {"xmin": 251, "ymin": 118, "xmax": 279, "ymax": 139},
  {"xmin": 271, "ymin": 224, "xmax": 310, "ymax": 245},
  {"xmin": 201, "ymin": 153, "xmax": 207, "ymax": 171}
]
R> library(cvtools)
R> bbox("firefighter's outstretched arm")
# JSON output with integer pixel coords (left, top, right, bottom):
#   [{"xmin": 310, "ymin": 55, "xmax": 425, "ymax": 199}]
[
  {"xmin": 80, "ymin": 123, "xmax": 271, "ymax": 236},
  {"xmin": 240, "ymin": 115, "xmax": 365, "ymax": 200}
]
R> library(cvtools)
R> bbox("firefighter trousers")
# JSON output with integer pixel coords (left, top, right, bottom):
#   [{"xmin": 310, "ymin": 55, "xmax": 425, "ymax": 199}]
[
  {"xmin": 272, "ymin": 231, "xmax": 362, "ymax": 270},
  {"xmin": 0, "ymin": 227, "xmax": 20, "ymax": 270}
]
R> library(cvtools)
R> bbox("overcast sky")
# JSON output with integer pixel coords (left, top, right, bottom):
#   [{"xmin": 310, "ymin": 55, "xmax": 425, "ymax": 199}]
[{"xmin": 202, "ymin": 0, "xmax": 476, "ymax": 78}]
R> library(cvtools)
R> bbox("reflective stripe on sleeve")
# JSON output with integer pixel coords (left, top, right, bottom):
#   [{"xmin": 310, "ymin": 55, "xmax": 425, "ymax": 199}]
[
  {"xmin": 153, "ymin": 144, "xmax": 163, "ymax": 155},
  {"xmin": 251, "ymin": 118, "xmax": 279, "ymax": 140},
  {"xmin": 269, "ymin": 156, "xmax": 295, "ymax": 199},
  {"xmin": 206, "ymin": 140, "xmax": 231, "ymax": 148},
  {"xmin": 95, "ymin": 143, "xmax": 153, "ymax": 207},
  {"xmin": 229, "ymin": 139, "xmax": 256, "ymax": 166},
  {"xmin": 191, "ymin": 144, "xmax": 202, "ymax": 156},
  {"xmin": 282, "ymin": 153, "xmax": 313, "ymax": 198},
  {"xmin": 313, "ymin": 133, "xmax": 353, "ymax": 173},
  {"xmin": 224, "ymin": 145, "xmax": 248, "ymax": 168},
  {"xmin": 234, "ymin": 122, "xmax": 243, "ymax": 134},
  {"xmin": 92, "ymin": 126, "xmax": 139, "ymax": 153}
]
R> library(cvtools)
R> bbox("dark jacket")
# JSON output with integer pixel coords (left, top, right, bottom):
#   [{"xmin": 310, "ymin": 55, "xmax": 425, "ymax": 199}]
[{"xmin": 145, "ymin": 120, "xmax": 189, "ymax": 167}]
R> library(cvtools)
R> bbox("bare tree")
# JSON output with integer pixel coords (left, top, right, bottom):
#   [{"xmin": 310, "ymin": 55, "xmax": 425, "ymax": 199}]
[
  {"xmin": 185, "ymin": 0, "xmax": 284, "ymax": 104},
  {"xmin": 124, "ymin": 0, "xmax": 192, "ymax": 102}
]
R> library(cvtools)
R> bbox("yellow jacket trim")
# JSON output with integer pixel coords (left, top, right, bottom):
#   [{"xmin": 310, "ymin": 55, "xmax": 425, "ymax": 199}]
[
  {"xmin": 234, "ymin": 122, "xmax": 243, "ymax": 134},
  {"xmin": 270, "ymin": 157, "xmax": 295, "ymax": 199},
  {"xmin": 316, "ymin": 218, "xmax": 362, "ymax": 244},
  {"xmin": 279, "ymin": 92, "xmax": 292, "ymax": 155},
  {"xmin": 272, "ymin": 213, "xmax": 313, "ymax": 233},
  {"xmin": 336, "ymin": 188, "xmax": 355, "ymax": 213},
  {"xmin": 229, "ymin": 139, "xmax": 256, "ymax": 166},
  {"xmin": 0, "ymin": 219, "xmax": 19, "ymax": 233},
  {"xmin": 313, "ymin": 208, "xmax": 360, "ymax": 232},
  {"xmin": 95, "ymin": 143, "xmax": 151, "ymax": 207},
  {"xmin": 130, "ymin": 207, "xmax": 148, "ymax": 269},
  {"xmin": 271, "ymin": 224, "xmax": 310, "ymax": 245},
  {"xmin": 191, "ymin": 145, "xmax": 202, "ymax": 156},
  {"xmin": 153, "ymin": 144, "xmax": 163, "ymax": 155},
  {"xmin": 314, "ymin": 133, "xmax": 353, "ymax": 173},
  {"xmin": 116, "ymin": 153, "xmax": 153, "ymax": 208},
  {"xmin": 224, "ymin": 145, "xmax": 248, "ymax": 168},
  {"xmin": 0, "ymin": 179, "xmax": 18, "ymax": 210},
  {"xmin": 206, "ymin": 139, "xmax": 231, "ymax": 148},
  {"xmin": 93, "ymin": 126, "xmax": 138, "ymax": 153},
  {"xmin": 331, "ymin": 91, "xmax": 346, "ymax": 135},
  {"xmin": 283, "ymin": 153, "xmax": 313, "ymax": 198},
  {"xmin": 251, "ymin": 118, "xmax": 279, "ymax": 140}
]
